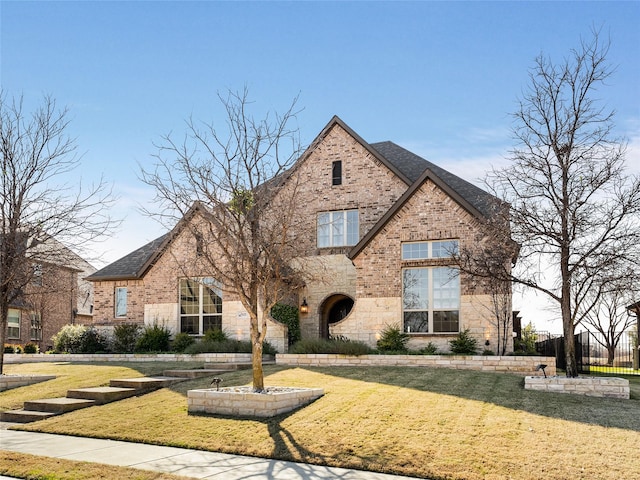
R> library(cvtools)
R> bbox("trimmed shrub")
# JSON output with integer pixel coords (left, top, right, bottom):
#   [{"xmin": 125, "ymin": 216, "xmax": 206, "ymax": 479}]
[
  {"xmin": 290, "ymin": 337, "xmax": 373, "ymax": 356},
  {"xmin": 271, "ymin": 303, "xmax": 300, "ymax": 346},
  {"xmin": 4, "ymin": 345, "xmax": 15, "ymax": 353},
  {"xmin": 184, "ymin": 338, "xmax": 277, "ymax": 355},
  {"xmin": 112, "ymin": 323, "xmax": 141, "ymax": 353},
  {"xmin": 203, "ymin": 328, "xmax": 229, "ymax": 343},
  {"xmin": 23, "ymin": 343, "xmax": 39, "ymax": 354},
  {"xmin": 376, "ymin": 324, "xmax": 410, "ymax": 352},
  {"xmin": 172, "ymin": 332, "xmax": 195, "ymax": 353},
  {"xmin": 52, "ymin": 324, "xmax": 87, "ymax": 353},
  {"xmin": 52, "ymin": 325, "xmax": 108, "ymax": 353},
  {"xmin": 135, "ymin": 325, "xmax": 172, "ymax": 353},
  {"xmin": 80, "ymin": 328, "xmax": 109, "ymax": 353},
  {"xmin": 449, "ymin": 329, "xmax": 479, "ymax": 355},
  {"xmin": 419, "ymin": 342, "xmax": 439, "ymax": 355}
]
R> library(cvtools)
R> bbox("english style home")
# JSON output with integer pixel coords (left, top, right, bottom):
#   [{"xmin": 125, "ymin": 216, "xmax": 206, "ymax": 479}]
[{"xmin": 87, "ymin": 116, "xmax": 514, "ymax": 353}]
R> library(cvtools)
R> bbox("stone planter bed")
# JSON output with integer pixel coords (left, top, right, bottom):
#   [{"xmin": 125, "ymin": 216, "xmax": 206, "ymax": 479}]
[
  {"xmin": 524, "ymin": 375, "xmax": 629, "ymax": 399},
  {"xmin": 187, "ymin": 386, "xmax": 324, "ymax": 417}
]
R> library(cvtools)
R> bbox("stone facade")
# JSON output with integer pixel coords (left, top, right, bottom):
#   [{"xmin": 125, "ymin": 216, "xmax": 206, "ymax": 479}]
[{"xmin": 88, "ymin": 116, "xmax": 513, "ymax": 354}]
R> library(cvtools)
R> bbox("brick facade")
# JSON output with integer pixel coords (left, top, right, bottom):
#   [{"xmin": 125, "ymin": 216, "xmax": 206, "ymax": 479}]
[
  {"xmin": 7, "ymin": 264, "xmax": 78, "ymax": 351},
  {"xmin": 89, "ymin": 117, "xmax": 513, "ymax": 354}
]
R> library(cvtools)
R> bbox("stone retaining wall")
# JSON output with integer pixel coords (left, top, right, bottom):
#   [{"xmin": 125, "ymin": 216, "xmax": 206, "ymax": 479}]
[
  {"xmin": 188, "ymin": 387, "xmax": 325, "ymax": 417},
  {"xmin": 276, "ymin": 354, "xmax": 556, "ymax": 376},
  {"xmin": 524, "ymin": 376, "xmax": 629, "ymax": 399},
  {"xmin": 3, "ymin": 353, "xmax": 256, "ymax": 364},
  {"xmin": 0, "ymin": 374, "xmax": 56, "ymax": 392}
]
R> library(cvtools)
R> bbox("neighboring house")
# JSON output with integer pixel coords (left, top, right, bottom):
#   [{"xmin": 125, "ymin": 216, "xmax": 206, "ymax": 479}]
[
  {"xmin": 7, "ymin": 242, "xmax": 96, "ymax": 351},
  {"xmin": 87, "ymin": 116, "xmax": 514, "ymax": 353}
]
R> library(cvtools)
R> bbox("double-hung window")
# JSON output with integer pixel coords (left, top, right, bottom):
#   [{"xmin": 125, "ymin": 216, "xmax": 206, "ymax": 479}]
[
  {"xmin": 401, "ymin": 240, "xmax": 460, "ymax": 334},
  {"xmin": 317, "ymin": 210, "xmax": 359, "ymax": 248},
  {"xmin": 179, "ymin": 278, "xmax": 222, "ymax": 335},
  {"xmin": 8, "ymin": 309, "xmax": 20, "ymax": 339},
  {"xmin": 115, "ymin": 287, "xmax": 128, "ymax": 318}
]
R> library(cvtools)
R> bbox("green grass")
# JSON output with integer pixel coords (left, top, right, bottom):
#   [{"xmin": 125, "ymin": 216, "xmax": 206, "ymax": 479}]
[{"xmin": 4, "ymin": 362, "xmax": 640, "ymax": 480}]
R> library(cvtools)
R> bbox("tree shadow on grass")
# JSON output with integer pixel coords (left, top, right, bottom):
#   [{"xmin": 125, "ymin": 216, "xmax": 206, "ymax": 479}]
[{"xmin": 298, "ymin": 365, "xmax": 640, "ymax": 433}]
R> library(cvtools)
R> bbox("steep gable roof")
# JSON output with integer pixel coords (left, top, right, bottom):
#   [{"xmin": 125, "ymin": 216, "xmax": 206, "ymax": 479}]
[
  {"xmin": 370, "ymin": 141, "xmax": 496, "ymax": 218},
  {"xmin": 89, "ymin": 117, "xmax": 501, "ymax": 280},
  {"xmin": 301, "ymin": 116, "xmax": 414, "ymax": 186},
  {"xmin": 349, "ymin": 166, "xmax": 497, "ymax": 260}
]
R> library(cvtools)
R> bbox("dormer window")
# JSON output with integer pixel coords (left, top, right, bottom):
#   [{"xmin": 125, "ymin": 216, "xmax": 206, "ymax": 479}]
[{"xmin": 332, "ymin": 161, "xmax": 342, "ymax": 186}]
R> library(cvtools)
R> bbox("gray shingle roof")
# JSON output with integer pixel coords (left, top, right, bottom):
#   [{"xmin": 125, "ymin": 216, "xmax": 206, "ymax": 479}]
[
  {"xmin": 86, "ymin": 234, "xmax": 169, "ymax": 281},
  {"xmin": 370, "ymin": 141, "xmax": 496, "ymax": 218}
]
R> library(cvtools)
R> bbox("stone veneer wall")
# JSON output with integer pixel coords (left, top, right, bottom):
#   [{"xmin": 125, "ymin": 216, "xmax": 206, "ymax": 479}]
[
  {"xmin": 524, "ymin": 376, "xmax": 629, "ymax": 399},
  {"xmin": 0, "ymin": 374, "xmax": 56, "ymax": 391},
  {"xmin": 187, "ymin": 387, "xmax": 324, "ymax": 417},
  {"xmin": 277, "ymin": 354, "xmax": 556, "ymax": 376},
  {"xmin": 3, "ymin": 353, "xmax": 257, "ymax": 364}
]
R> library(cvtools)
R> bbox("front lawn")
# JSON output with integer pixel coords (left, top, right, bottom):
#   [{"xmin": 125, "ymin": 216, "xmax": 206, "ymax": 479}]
[{"xmin": 5, "ymin": 363, "xmax": 640, "ymax": 480}]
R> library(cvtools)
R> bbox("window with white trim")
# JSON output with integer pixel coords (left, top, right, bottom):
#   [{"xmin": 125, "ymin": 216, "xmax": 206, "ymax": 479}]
[
  {"xmin": 401, "ymin": 240, "xmax": 459, "ymax": 260},
  {"xmin": 402, "ymin": 266, "xmax": 460, "ymax": 333},
  {"xmin": 8, "ymin": 308, "xmax": 20, "ymax": 339},
  {"xmin": 317, "ymin": 209, "xmax": 359, "ymax": 248},
  {"xmin": 115, "ymin": 287, "xmax": 127, "ymax": 317},
  {"xmin": 179, "ymin": 278, "xmax": 222, "ymax": 335}
]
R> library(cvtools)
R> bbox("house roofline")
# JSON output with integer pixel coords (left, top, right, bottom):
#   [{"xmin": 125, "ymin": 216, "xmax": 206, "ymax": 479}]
[
  {"xmin": 349, "ymin": 167, "xmax": 486, "ymax": 260},
  {"xmin": 296, "ymin": 116, "xmax": 414, "ymax": 186}
]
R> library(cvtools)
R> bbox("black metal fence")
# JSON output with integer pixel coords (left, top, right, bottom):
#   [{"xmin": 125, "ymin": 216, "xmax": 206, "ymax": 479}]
[{"xmin": 536, "ymin": 330, "xmax": 640, "ymax": 376}]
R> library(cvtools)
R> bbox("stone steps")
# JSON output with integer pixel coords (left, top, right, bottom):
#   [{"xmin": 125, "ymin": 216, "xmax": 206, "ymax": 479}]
[
  {"xmin": 1, "ymin": 376, "xmax": 184, "ymax": 424},
  {"xmin": 1, "ymin": 364, "xmax": 254, "ymax": 424},
  {"xmin": 67, "ymin": 386, "xmax": 138, "ymax": 405},
  {"xmin": 23, "ymin": 397, "xmax": 96, "ymax": 413},
  {"xmin": 109, "ymin": 376, "xmax": 184, "ymax": 390},
  {"xmin": 163, "ymin": 369, "xmax": 232, "ymax": 378},
  {"xmin": 1, "ymin": 409, "xmax": 58, "ymax": 423}
]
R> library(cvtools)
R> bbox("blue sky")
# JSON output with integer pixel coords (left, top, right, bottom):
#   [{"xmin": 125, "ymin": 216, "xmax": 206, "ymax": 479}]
[{"xmin": 2, "ymin": 1, "xmax": 639, "ymax": 331}]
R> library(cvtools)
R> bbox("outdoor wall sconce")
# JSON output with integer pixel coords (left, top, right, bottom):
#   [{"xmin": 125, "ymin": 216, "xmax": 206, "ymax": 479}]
[
  {"xmin": 485, "ymin": 339, "xmax": 490, "ymax": 346},
  {"xmin": 300, "ymin": 297, "xmax": 309, "ymax": 314}
]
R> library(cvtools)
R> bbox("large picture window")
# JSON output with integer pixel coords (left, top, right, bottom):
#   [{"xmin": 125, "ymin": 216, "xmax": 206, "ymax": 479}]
[
  {"xmin": 317, "ymin": 209, "xmax": 359, "ymax": 248},
  {"xmin": 115, "ymin": 287, "xmax": 127, "ymax": 317},
  {"xmin": 8, "ymin": 308, "xmax": 20, "ymax": 339},
  {"xmin": 179, "ymin": 278, "xmax": 222, "ymax": 335},
  {"xmin": 402, "ymin": 266, "xmax": 460, "ymax": 333}
]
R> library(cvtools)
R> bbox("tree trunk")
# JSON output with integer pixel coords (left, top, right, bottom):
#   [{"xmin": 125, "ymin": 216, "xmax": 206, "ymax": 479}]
[
  {"xmin": 607, "ymin": 347, "xmax": 615, "ymax": 367},
  {"xmin": 0, "ymin": 299, "xmax": 8, "ymax": 375},
  {"xmin": 252, "ymin": 340, "xmax": 264, "ymax": 392},
  {"xmin": 562, "ymin": 298, "xmax": 578, "ymax": 377}
]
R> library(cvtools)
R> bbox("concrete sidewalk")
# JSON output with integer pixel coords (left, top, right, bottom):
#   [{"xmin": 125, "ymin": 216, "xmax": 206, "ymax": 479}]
[{"xmin": 0, "ymin": 429, "xmax": 418, "ymax": 480}]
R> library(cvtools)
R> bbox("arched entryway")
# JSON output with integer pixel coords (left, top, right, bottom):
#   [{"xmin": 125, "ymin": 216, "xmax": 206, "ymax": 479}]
[{"xmin": 319, "ymin": 294, "xmax": 354, "ymax": 339}]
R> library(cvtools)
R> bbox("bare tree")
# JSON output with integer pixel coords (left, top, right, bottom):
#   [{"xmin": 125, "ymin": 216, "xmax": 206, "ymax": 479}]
[
  {"xmin": 579, "ymin": 272, "xmax": 638, "ymax": 366},
  {"xmin": 0, "ymin": 93, "xmax": 116, "ymax": 373},
  {"xmin": 485, "ymin": 276, "xmax": 512, "ymax": 356},
  {"xmin": 479, "ymin": 31, "xmax": 640, "ymax": 376},
  {"xmin": 140, "ymin": 89, "xmax": 308, "ymax": 391}
]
